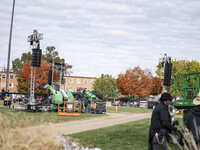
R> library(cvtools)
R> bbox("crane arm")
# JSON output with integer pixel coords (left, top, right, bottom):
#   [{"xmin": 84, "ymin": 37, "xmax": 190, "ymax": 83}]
[{"xmin": 43, "ymin": 84, "xmax": 56, "ymax": 95}]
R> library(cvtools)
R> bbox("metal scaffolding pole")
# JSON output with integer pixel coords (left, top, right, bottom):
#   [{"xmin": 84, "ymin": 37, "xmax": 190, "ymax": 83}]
[
  {"xmin": 6, "ymin": 0, "xmax": 15, "ymax": 92},
  {"xmin": 30, "ymin": 66, "xmax": 36, "ymax": 104}
]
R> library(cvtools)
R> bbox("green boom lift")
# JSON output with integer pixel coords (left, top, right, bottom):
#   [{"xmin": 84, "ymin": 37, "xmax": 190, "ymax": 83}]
[
  {"xmin": 82, "ymin": 89, "xmax": 106, "ymax": 114},
  {"xmin": 43, "ymin": 84, "xmax": 63, "ymax": 109},
  {"xmin": 173, "ymin": 72, "xmax": 200, "ymax": 121}
]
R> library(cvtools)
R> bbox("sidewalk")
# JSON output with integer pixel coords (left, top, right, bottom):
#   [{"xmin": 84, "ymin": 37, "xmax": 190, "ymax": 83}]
[{"xmin": 16, "ymin": 112, "xmax": 152, "ymax": 135}]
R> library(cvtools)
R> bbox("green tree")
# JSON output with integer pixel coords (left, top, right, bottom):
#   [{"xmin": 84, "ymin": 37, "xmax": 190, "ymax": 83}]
[
  {"xmin": 155, "ymin": 59, "xmax": 200, "ymax": 96},
  {"xmin": 93, "ymin": 74, "xmax": 117, "ymax": 100},
  {"xmin": 12, "ymin": 46, "xmax": 72, "ymax": 74},
  {"xmin": 42, "ymin": 46, "xmax": 72, "ymax": 74},
  {"xmin": 12, "ymin": 52, "xmax": 32, "ymax": 73}
]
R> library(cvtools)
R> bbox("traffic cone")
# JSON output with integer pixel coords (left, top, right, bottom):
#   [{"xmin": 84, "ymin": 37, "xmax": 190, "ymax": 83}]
[{"xmin": 115, "ymin": 105, "xmax": 118, "ymax": 112}]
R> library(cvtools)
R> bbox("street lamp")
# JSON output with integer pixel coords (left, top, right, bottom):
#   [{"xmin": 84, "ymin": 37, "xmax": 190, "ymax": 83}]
[{"xmin": 101, "ymin": 74, "xmax": 104, "ymax": 99}]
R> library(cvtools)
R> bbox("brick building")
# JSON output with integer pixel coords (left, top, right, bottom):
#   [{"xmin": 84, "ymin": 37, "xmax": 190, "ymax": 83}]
[
  {"xmin": 0, "ymin": 71, "xmax": 18, "ymax": 92},
  {"xmin": 0, "ymin": 71, "xmax": 96, "ymax": 93},
  {"xmin": 63, "ymin": 76, "xmax": 96, "ymax": 92}
]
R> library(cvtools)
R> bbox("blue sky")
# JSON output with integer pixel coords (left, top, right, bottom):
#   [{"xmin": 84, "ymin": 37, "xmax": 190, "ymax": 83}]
[{"xmin": 0, "ymin": 0, "xmax": 200, "ymax": 78}]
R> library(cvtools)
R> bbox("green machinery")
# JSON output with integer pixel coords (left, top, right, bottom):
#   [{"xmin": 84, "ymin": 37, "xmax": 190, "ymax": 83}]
[
  {"xmin": 82, "ymin": 90, "xmax": 103, "ymax": 109},
  {"xmin": 43, "ymin": 84, "xmax": 63, "ymax": 109},
  {"xmin": 67, "ymin": 90, "xmax": 74, "ymax": 102},
  {"xmin": 43, "ymin": 84, "xmax": 74, "ymax": 110},
  {"xmin": 83, "ymin": 90, "xmax": 101, "ymax": 103},
  {"xmin": 173, "ymin": 72, "xmax": 200, "ymax": 120},
  {"xmin": 82, "ymin": 89, "xmax": 106, "ymax": 114},
  {"xmin": 40, "ymin": 85, "xmax": 106, "ymax": 113}
]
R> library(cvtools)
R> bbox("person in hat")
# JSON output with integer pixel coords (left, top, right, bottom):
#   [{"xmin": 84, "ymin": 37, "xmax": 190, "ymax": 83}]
[
  {"xmin": 185, "ymin": 92, "xmax": 200, "ymax": 144},
  {"xmin": 148, "ymin": 92, "xmax": 177, "ymax": 150},
  {"xmin": 84, "ymin": 96, "xmax": 90, "ymax": 113}
]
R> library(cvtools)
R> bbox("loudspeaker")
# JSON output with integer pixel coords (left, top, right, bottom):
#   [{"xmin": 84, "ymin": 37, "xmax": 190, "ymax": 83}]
[
  {"xmin": 48, "ymin": 70, "xmax": 52, "ymax": 85},
  {"xmin": 163, "ymin": 63, "xmax": 172, "ymax": 86},
  {"xmin": 31, "ymin": 48, "xmax": 42, "ymax": 67}
]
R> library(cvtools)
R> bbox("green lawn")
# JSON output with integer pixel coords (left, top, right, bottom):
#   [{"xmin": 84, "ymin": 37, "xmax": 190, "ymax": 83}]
[
  {"xmin": 0, "ymin": 104, "xmax": 184, "ymax": 150},
  {"xmin": 107, "ymin": 106, "xmax": 153, "ymax": 113},
  {"xmin": 70, "ymin": 118, "xmax": 183, "ymax": 150},
  {"xmin": 0, "ymin": 104, "xmax": 153, "ymax": 130}
]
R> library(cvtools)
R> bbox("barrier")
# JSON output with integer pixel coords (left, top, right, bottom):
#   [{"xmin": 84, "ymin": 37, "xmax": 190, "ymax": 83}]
[
  {"xmin": 58, "ymin": 101, "xmax": 81, "ymax": 116},
  {"xmin": 90, "ymin": 102, "xmax": 106, "ymax": 114}
]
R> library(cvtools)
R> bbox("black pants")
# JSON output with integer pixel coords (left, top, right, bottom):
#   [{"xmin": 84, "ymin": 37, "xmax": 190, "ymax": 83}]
[
  {"xmin": 85, "ymin": 105, "xmax": 89, "ymax": 113},
  {"xmin": 148, "ymin": 136, "xmax": 167, "ymax": 150}
]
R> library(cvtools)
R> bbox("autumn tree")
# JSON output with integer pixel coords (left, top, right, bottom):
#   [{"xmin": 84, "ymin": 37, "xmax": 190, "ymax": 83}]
[
  {"xmin": 17, "ymin": 60, "xmax": 58, "ymax": 93},
  {"xmin": 92, "ymin": 74, "xmax": 118, "ymax": 100},
  {"xmin": 116, "ymin": 66, "xmax": 154, "ymax": 98},
  {"xmin": 150, "ymin": 76, "xmax": 163, "ymax": 95}
]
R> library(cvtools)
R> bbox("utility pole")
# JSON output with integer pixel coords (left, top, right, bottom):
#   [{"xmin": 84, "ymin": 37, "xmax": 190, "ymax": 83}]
[
  {"xmin": 6, "ymin": 0, "xmax": 15, "ymax": 93},
  {"xmin": 101, "ymin": 74, "xmax": 104, "ymax": 99}
]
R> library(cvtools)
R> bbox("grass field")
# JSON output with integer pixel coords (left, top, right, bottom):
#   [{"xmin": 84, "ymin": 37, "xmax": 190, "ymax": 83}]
[
  {"xmin": 0, "ymin": 106, "xmax": 105, "ymax": 129},
  {"xmin": 70, "ymin": 118, "xmax": 183, "ymax": 150},
  {"xmin": 0, "ymin": 105, "xmax": 153, "ymax": 129},
  {"xmin": 69, "ymin": 107, "xmax": 184, "ymax": 150},
  {"xmin": 106, "ymin": 106, "xmax": 153, "ymax": 113},
  {"xmin": 0, "ymin": 106, "xmax": 106, "ymax": 149},
  {"xmin": 0, "ymin": 105, "xmax": 185, "ymax": 150}
]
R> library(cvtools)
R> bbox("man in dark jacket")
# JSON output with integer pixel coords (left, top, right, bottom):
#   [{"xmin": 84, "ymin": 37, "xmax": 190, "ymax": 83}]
[
  {"xmin": 84, "ymin": 97, "xmax": 89, "ymax": 113},
  {"xmin": 185, "ymin": 92, "xmax": 200, "ymax": 145},
  {"xmin": 1, "ymin": 88, "xmax": 5, "ymax": 100},
  {"xmin": 148, "ymin": 92, "xmax": 177, "ymax": 150}
]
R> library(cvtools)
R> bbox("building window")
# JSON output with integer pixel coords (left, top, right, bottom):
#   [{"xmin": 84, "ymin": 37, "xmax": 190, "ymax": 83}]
[
  {"xmin": 84, "ymin": 80, "xmax": 88, "ymax": 84},
  {"xmin": 10, "ymin": 75, "xmax": 14, "ymax": 79},
  {"xmin": 70, "ymin": 78, "xmax": 73, "ymax": 83},
  {"xmin": 2, "ymin": 74, "xmax": 6, "ymax": 79},
  {"xmin": 9, "ymin": 83, "xmax": 13, "ymax": 88},
  {"xmin": 76, "ymin": 79, "xmax": 80, "ymax": 84},
  {"xmin": 1, "ymin": 82, "xmax": 6, "ymax": 87},
  {"xmin": 69, "ymin": 87, "xmax": 73, "ymax": 91},
  {"xmin": 90, "ymin": 80, "xmax": 94, "ymax": 84}
]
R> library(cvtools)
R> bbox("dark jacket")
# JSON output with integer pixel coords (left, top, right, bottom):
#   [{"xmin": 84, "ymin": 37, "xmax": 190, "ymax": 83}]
[
  {"xmin": 149, "ymin": 101, "xmax": 176, "ymax": 142},
  {"xmin": 185, "ymin": 106, "xmax": 200, "ymax": 143},
  {"xmin": 84, "ymin": 98, "xmax": 89, "ymax": 107}
]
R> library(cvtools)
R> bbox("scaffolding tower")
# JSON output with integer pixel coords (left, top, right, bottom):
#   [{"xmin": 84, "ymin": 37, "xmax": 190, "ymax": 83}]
[{"xmin": 28, "ymin": 30, "xmax": 43, "ymax": 104}]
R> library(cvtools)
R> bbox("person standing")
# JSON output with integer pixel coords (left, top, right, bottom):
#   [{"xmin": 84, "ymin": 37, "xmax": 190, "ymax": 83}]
[
  {"xmin": 185, "ymin": 92, "xmax": 200, "ymax": 145},
  {"xmin": 148, "ymin": 92, "xmax": 177, "ymax": 150},
  {"xmin": 84, "ymin": 97, "xmax": 89, "ymax": 113},
  {"xmin": 1, "ymin": 88, "xmax": 5, "ymax": 100}
]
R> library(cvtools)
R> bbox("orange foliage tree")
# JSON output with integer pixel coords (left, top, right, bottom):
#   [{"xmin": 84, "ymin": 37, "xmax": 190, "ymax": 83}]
[
  {"xmin": 150, "ymin": 76, "xmax": 163, "ymax": 95},
  {"xmin": 17, "ymin": 60, "xmax": 58, "ymax": 93},
  {"xmin": 116, "ymin": 66, "xmax": 155, "ymax": 98}
]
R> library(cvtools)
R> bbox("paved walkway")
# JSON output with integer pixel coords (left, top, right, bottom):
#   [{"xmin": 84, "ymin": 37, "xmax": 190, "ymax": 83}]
[{"xmin": 18, "ymin": 112, "xmax": 152, "ymax": 135}]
